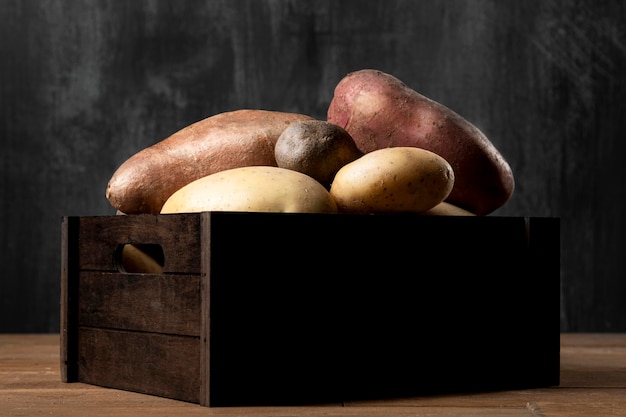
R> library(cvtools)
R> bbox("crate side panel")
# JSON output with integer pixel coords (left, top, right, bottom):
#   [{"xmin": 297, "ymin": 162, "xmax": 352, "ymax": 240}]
[
  {"xmin": 207, "ymin": 212, "xmax": 344, "ymax": 405},
  {"xmin": 528, "ymin": 216, "xmax": 561, "ymax": 386},
  {"xmin": 336, "ymin": 215, "xmax": 533, "ymax": 396},
  {"xmin": 77, "ymin": 213, "xmax": 201, "ymax": 273},
  {"xmin": 336, "ymin": 215, "xmax": 557, "ymax": 396},
  {"xmin": 60, "ymin": 216, "xmax": 79, "ymax": 382},
  {"xmin": 206, "ymin": 213, "xmax": 559, "ymax": 405},
  {"xmin": 77, "ymin": 327, "xmax": 201, "ymax": 403},
  {"xmin": 78, "ymin": 271, "xmax": 201, "ymax": 336}
]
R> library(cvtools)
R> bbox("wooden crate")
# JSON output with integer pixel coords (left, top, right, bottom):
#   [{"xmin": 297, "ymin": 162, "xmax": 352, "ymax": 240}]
[{"xmin": 60, "ymin": 212, "xmax": 560, "ymax": 407}]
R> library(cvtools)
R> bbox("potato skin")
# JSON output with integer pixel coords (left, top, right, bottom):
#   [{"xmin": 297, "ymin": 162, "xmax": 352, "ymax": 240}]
[
  {"xmin": 327, "ymin": 69, "xmax": 514, "ymax": 215},
  {"xmin": 121, "ymin": 244, "xmax": 164, "ymax": 274},
  {"xmin": 330, "ymin": 147, "xmax": 454, "ymax": 214},
  {"xmin": 274, "ymin": 120, "xmax": 363, "ymax": 188},
  {"xmin": 160, "ymin": 166, "xmax": 338, "ymax": 214},
  {"xmin": 419, "ymin": 201, "xmax": 476, "ymax": 216},
  {"xmin": 106, "ymin": 109, "xmax": 314, "ymax": 214}
]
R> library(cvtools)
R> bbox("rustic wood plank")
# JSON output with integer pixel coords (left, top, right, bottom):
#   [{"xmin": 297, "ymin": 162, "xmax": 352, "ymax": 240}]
[
  {"xmin": 76, "ymin": 214, "xmax": 202, "ymax": 274},
  {"xmin": 77, "ymin": 328, "xmax": 201, "ymax": 403},
  {"xmin": 561, "ymin": 333, "xmax": 626, "ymax": 348},
  {"xmin": 347, "ymin": 388, "xmax": 626, "ymax": 409},
  {"xmin": 560, "ymin": 334, "xmax": 626, "ymax": 388},
  {"xmin": 1, "ymin": 393, "xmax": 539, "ymax": 417},
  {"xmin": 0, "ymin": 334, "xmax": 60, "ymax": 389},
  {"xmin": 561, "ymin": 347, "xmax": 626, "ymax": 387},
  {"xmin": 532, "ymin": 394, "xmax": 626, "ymax": 417},
  {"xmin": 2, "ymin": 387, "xmax": 540, "ymax": 417},
  {"xmin": 355, "ymin": 393, "xmax": 626, "ymax": 417},
  {"xmin": 78, "ymin": 271, "xmax": 201, "ymax": 336},
  {"xmin": 199, "ymin": 212, "xmax": 212, "ymax": 406}
]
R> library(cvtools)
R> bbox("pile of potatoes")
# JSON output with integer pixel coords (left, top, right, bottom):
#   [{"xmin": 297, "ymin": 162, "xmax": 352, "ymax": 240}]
[{"xmin": 106, "ymin": 69, "xmax": 515, "ymax": 218}]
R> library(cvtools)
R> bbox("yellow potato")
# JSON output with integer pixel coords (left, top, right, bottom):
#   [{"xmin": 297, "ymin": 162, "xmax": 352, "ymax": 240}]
[
  {"xmin": 330, "ymin": 147, "xmax": 454, "ymax": 213},
  {"xmin": 161, "ymin": 166, "xmax": 337, "ymax": 214},
  {"xmin": 120, "ymin": 244, "xmax": 164, "ymax": 274},
  {"xmin": 419, "ymin": 201, "xmax": 476, "ymax": 216}
]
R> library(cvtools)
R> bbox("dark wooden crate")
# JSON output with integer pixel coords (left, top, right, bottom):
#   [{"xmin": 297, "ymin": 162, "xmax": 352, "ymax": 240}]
[{"xmin": 61, "ymin": 212, "xmax": 560, "ymax": 407}]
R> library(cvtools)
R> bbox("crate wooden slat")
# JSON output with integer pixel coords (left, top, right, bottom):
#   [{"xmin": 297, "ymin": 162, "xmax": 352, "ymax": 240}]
[
  {"xmin": 77, "ymin": 327, "xmax": 201, "ymax": 403},
  {"xmin": 75, "ymin": 213, "xmax": 202, "ymax": 274},
  {"xmin": 78, "ymin": 271, "xmax": 201, "ymax": 335},
  {"xmin": 61, "ymin": 212, "xmax": 560, "ymax": 407}
]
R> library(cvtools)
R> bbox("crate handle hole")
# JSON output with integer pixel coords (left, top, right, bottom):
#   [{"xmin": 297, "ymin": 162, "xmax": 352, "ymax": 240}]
[{"xmin": 115, "ymin": 243, "xmax": 165, "ymax": 274}]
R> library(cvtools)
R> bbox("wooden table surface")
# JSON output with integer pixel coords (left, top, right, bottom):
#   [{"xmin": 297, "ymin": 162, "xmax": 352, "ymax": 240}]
[{"xmin": 1, "ymin": 333, "xmax": 625, "ymax": 416}]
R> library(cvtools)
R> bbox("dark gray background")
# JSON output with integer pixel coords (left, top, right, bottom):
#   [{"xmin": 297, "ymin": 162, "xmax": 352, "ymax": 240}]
[{"xmin": 2, "ymin": 0, "xmax": 625, "ymax": 333}]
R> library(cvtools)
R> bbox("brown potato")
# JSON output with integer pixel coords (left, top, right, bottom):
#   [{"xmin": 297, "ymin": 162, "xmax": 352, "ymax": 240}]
[
  {"xmin": 327, "ymin": 69, "xmax": 514, "ymax": 215},
  {"xmin": 274, "ymin": 120, "xmax": 363, "ymax": 188},
  {"xmin": 106, "ymin": 109, "xmax": 314, "ymax": 214}
]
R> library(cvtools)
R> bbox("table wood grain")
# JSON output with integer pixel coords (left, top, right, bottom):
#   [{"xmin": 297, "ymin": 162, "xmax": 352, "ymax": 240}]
[{"xmin": 1, "ymin": 333, "xmax": 625, "ymax": 416}]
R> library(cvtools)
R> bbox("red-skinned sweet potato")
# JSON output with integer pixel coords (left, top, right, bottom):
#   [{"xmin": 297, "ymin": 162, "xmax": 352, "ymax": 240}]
[
  {"xmin": 106, "ymin": 109, "xmax": 314, "ymax": 214},
  {"xmin": 327, "ymin": 69, "xmax": 514, "ymax": 215}
]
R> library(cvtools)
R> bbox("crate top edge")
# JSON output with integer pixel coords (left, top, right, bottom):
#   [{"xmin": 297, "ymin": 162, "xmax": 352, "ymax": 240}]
[{"xmin": 62, "ymin": 211, "xmax": 560, "ymax": 221}]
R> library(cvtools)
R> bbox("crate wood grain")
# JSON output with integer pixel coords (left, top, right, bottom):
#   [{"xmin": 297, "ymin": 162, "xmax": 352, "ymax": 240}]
[{"xmin": 61, "ymin": 212, "xmax": 560, "ymax": 407}]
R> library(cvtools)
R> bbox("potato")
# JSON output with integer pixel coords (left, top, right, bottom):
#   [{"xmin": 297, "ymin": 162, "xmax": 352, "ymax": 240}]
[
  {"xmin": 120, "ymin": 244, "xmax": 164, "ymax": 274},
  {"xmin": 330, "ymin": 147, "xmax": 454, "ymax": 213},
  {"xmin": 160, "ymin": 166, "xmax": 338, "ymax": 214},
  {"xmin": 274, "ymin": 120, "xmax": 363, "ymax": 188},
  {"xmin": 419, "ymin": 201, "xmax": 476, "ymax": 216},
  {"xmin": 327, "ymin": 69, "xmax": 514, "ymax": 215},
  {"xmin": 106, "ymin": 109, "xmax": 314, "ymax": 214}
]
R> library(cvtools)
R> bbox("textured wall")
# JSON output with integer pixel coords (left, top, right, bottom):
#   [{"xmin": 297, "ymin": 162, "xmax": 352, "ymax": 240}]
[{"xmin": 1, "ymin": 0, "xmax": 625, "ymax": 332}]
